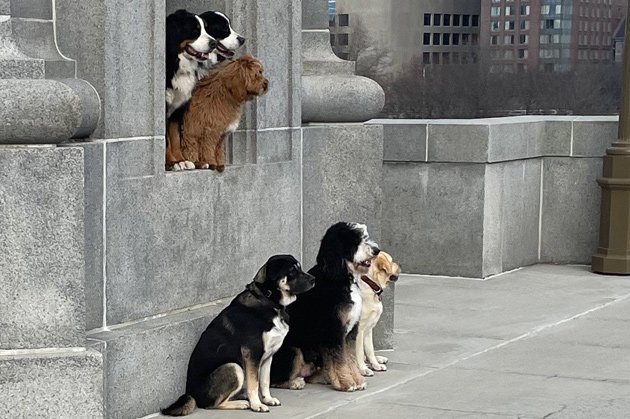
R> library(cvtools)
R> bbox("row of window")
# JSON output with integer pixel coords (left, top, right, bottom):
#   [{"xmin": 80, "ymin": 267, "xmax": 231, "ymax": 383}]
[
  {"xmin": 490, "ymin": 5, "xmax": 530, "ymax": 17},
  {"xmin": 577, "ymin": 49, "xmax": 613, "ymax": 60},
  {"xmin": 490, "ymin": 33, "xmax": 614, "ymax": 47},
  {"xmin": 578, "ymin": 33, "xmax": 613, "ymax": 45},
  {"xmin": 490, "ymin": 49, "xmax": 529, "ymax": 59},
  {"xmin": 422, "ymin": 32, "xmax": 479, "ymax": 46},
  {"xmin": 422, "ymin": 51, "xmax": 478, "ymax": 65},
  {"xmin": 578, "ymin": 6, "xmax": 614, "ymax": 18},
  {"xmin": 579, "ymin": 20, "xmax": 613, "ymax": 32},
  {"xmin": 490, "ymin": 19, "xmax": 572, "ymax": 31},
  {"xmin": 423, "ymin": 13, "xmax": 479, "ymax": 27},
  {"xmin": 330, "ymin": 33, "xmax": 348, "ymax": 46},
  {"xmin": 491, "ymin": 34, "xmax": 529, "ymax": 45}
]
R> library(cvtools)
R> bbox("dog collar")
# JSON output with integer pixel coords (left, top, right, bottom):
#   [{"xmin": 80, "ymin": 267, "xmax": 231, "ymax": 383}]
[{"xmin": 361, "ymin": 275, "xmax": 383, "ymax": 299}]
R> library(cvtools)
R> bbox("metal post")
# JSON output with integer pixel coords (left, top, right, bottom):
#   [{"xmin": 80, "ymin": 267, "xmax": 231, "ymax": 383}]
[{"xmin": 591, "ymin": 6, "xmax": 630, "ymax": 274}]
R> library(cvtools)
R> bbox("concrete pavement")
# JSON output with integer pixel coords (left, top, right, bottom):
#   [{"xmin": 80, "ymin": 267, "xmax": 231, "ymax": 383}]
[{"xmin": 146, "ymin": 265, "xmax": 630, "ymax": 419}]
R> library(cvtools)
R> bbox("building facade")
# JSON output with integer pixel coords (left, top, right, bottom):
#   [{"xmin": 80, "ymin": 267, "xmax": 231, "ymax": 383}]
[
  {"xmin": 329, "ymin": 0, "xmax": 481, "ymax": 77},
  {"xmin": 481, "ymin": 0, "xmax": 622, "ymax": 72}
]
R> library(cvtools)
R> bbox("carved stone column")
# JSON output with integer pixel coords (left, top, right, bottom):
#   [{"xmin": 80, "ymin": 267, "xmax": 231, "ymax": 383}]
[{"xmin": 301, "ymin": 0, "xmax": 384, "ymax": 122}]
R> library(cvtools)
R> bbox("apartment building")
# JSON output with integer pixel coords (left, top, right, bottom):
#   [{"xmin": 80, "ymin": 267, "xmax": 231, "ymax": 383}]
[{"xmin": 481, "ymin": 0, "xmax": 621, "ymax": 72}]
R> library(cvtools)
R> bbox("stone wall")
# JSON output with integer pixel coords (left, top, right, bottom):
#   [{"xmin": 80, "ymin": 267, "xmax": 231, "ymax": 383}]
[{"xmin": 371, "ymin": 116, "xmax": 617, "ymax": 278}]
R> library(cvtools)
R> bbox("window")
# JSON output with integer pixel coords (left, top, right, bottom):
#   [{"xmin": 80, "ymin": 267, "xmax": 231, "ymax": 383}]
[
  {"xmin": 453, "ymin": 14, "xmax": 460, "ymax": 26},
  {"xmin": 432, "ymin": 52, "xmax": 440, "ymax": 64},
  {"xmin": 433, "ymin": 33, "xmax": 440, "ymax": 45},
  {"xmin": 442, "ymin": 33, "xmax": 450, "ymax": 45},
  {"xmin": 491, "ymin": 21, "xmax": 501, "ymax": 31},
  {"xmin": 452, "ymin": 33, "xmax": 460, "ymax": 45},
  {"xmin": 506, "ymin": 6, "xmax": 515, "ymax": 16},
  {"xmin": 452, "ymin": 52, "xmax": 460, "ymax": 63},
  {"xmin": 555, "ymin": 5, "xmax": 562, "ymax": 14},
  {"xmin": 443, "ymin": 14, "xmax": 451, "ymax": 26},
  {"xmin": 433, "ymin": 13, "xmax": 441, "ymax": 26},
  {"xmin": 518, "ymin": 49, "xmax": 528, "ymax": 58},
  {"xmin": 424, "ymin": 13, "xmax": 431, "ymax": 26},
  {"xmin": 462, "ymin": 33, "xmax": 470, "ymax": 45},
  {"xmin": 329, "ymin": 14, "xmax": 336, "ymax": 26},
  {"xmin": 505, "ymin": 20, "xmax": 515, "ymax": 30},
  {"xmin": 330, "ymin": 34, "xmax": 336, "ymax": 45},
  {"xmin": 338, "ymin": 33, "xmax": 349, "ymax": 45},
  {"xmin": 472, "ymin": 34, "xmax": 479, "ymax": 45},
  {"xmin": 519, "ymin": 34, "xmax": 529, "ymax": 44},
  {"xmin": 423, "ymin": 52, "xmax": 431, "ymax": 64},
  {"xmin": 491, "ymin": 7, "xmax": 501, "ymax": 17},
  {"xmin": 541, "ymin": 5, "xmax": 550, "ymax": 14},
  {"xmin": 491, "ymin": 35, "xmax": 499, "ymax": 45},
  {"xmin": 463, "ymin": 14, "xmax": 470, "ymax": 26},
  {"xmin": 472, "ymin": 15, "xmax": 479, "ymax": 26},
  {"xmin": 504, "ymin": 50, "xmax": 514, "ymax": 59},
  {"xmin": 423, "ymin": 33, "xmax": 430, "ymax": 45},
  {"xmin": 339, "ymin": 14, "xmax": 349, "ymax": 26},
  {"xmin": 517, "ymin": 63, "xmax": 528, "ymax": 72},
  {"xmin": 520, "ymin": 20, "xmax": 530, "ymax": 30},
  {"xmin": 504, "ymin": 35, "xmax": 515, "ymax": 44},
  {"xmin": 543, "ymin": 19, "xmax": 554, "ymax": 29},
  {"xmin": 520, "ymin": 5, "xmax": 530, "ymax": 16},
  {"xmin": 442, "ymin": 52, "xmax": 451, "ymax": 64}
]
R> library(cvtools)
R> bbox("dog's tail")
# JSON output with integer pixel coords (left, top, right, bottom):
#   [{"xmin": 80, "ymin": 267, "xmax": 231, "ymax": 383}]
[{"xmin": 161, "ymin": 394, "xmax": 196, "ymax": 416}]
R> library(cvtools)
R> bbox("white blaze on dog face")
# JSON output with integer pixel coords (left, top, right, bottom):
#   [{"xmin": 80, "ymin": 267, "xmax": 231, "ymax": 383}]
[
  {"xmin": 188, "ymin": 15, "xmax": 216, "ymax": 55},
  {"xmin": 215, "ymin": 11, "xmax": 244, "ymax": 50},
  {"xmin": 350, "ymin": 223, "xmax": 379, "ymax": 267}
]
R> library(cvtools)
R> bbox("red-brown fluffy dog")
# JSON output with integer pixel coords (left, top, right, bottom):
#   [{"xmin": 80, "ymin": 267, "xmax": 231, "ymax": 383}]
[{"xmin": 169, "ymin": 54, "xmax": 268, "ymax": 172}]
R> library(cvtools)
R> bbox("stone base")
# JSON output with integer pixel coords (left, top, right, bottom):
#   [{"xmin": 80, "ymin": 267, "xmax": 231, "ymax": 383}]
[{"xmin": 0, "ymin": 349, "xmax": 103, "ymax": 418}]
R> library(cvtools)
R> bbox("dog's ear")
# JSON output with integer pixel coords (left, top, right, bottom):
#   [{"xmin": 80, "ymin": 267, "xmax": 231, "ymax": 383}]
[
  {"xmin": 223, "ymin": 60, "xmax": 249, "ymax": 102},
  {"xmin": 253, "ymin": 264, "xmax": 267, "ymax": 283}
]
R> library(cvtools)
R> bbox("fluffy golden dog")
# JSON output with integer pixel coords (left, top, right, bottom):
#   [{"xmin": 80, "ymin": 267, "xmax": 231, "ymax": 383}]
[
  {"xmin": 355, "ymin": 251, "xmax": 400, "ymax": 376},
  {"xmin": 169, "ymin": 54, "xmax": 268, "ymax": 172}
]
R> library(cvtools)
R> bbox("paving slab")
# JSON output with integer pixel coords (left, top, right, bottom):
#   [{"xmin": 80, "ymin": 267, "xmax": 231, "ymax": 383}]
[{"xmin": 143, "ymin": 265, "xmax": 630, "ymax": 419}]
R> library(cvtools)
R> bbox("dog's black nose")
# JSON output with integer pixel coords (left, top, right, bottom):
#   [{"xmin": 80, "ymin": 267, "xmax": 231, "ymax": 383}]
[
  {"xmin": 389, "ymin": 275, "xmax": 399, "ymax": 282},
  {"xmin": 372, "ymin": 246, "xmax": 381, "ymax": 256},
  {"xmin": 237, "ymin": 36, "xmax": 246, "ymax": 46},
  {"xmin": 209, "ymin": 39, "xmax": 218, "ymax": 50}
]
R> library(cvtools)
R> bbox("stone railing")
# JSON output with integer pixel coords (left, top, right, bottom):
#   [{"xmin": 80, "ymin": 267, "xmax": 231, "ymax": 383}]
[{"xmin": 370, "ymin": 116, "xmax": 618, "ymax": 278}]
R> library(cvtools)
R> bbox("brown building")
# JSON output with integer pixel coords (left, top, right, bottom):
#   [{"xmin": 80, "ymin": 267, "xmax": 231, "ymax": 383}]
[{"xmin": 481, "ymin": 0, "xmax": 619, "ymax": 72}]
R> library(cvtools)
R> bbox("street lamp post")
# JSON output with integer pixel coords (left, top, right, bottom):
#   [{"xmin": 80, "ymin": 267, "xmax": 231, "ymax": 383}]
[{"xmin": 591, "ymin": 7, "xmax": 630, "ymax": 274}]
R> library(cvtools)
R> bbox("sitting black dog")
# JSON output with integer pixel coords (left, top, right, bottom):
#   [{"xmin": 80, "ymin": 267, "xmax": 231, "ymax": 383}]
[{"xmin": 161, "ymin": 255, "xmax": 314, "ymax": 416}]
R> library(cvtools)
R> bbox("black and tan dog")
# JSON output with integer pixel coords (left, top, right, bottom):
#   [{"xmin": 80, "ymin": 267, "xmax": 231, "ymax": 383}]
[
  {"xmin": 271, "ymin": 222, "xmax": 380, "ymax": 392},
  {"xmin": 161, "ymin": 255, "xmax": 314, "ymax": 416}
]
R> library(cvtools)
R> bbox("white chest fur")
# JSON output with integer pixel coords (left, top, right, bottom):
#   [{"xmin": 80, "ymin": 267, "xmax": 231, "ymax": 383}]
[
  {"xmin": 346, "ymin": 282, "xmax": 363, "ymax": 334},
  {"xmin": 166, "ymin": 54, "xmax": 198, "ymax": 116},
  {"xmin": 262, "ymin": 314, "xmax": 289, "ymax": 358}
]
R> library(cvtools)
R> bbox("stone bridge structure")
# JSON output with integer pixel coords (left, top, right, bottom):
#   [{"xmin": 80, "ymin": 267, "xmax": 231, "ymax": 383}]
[{"xmin": 0, "ymin": 0, "xmax": 616, "ymax": 417}]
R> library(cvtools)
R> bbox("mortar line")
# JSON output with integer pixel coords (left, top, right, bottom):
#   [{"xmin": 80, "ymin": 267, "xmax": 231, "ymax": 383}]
[
  {"xmin": 102, "ymin": 142, "xmax": 108, "ymax": 330},
  {"xmin": 305, "ymin": 292, "xmax": 630, "ymax": 419},
  {"xmin": 538, "ymin": 158, "xmax": 544, "ymax": 260},
  {"xmin": 569, "ymin": 121, "xmax": 574, "ymax": 156},
  {"xmin": 425, "ymin": 123, "xmax": 429, "ymax": 161}
]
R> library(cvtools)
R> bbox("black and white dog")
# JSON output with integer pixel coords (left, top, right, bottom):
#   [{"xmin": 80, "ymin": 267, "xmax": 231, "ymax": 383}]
[
  {"xmin": 161, "ymin": 255, "xmax": 314, "ymax": 416},
  {"xmin": 271, "ymin": 222, "xmax": 380, "ymax": 392},
  {"xmin": 166, "ymin": 10, "xmax": 246, "ymax": 118},
  {"xmin": 197, "ymin": 11, "xmax": 246, "ymax": 79},
  {"xmin": 166, "ymin": 9, "xmax": 217, "ymax": 118}
]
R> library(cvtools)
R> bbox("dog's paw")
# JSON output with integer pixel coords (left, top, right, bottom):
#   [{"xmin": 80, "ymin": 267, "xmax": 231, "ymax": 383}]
[
  {"xmin": 355, "ymin": 381, "xmax": 367, "ymax": 391},
  {"xmin": 250, "ymin": 402, "xmax": 270, "ymax": 413},
  {"xmin": 182, "ymin": 160, "xmax": 195, "ymax": 170},
  {"xmin": 232, "ymin": 400, "xmax": 251, "ymax": 410},
  {"xmin": 169, "ymin": 162, "xmax": 184, "ymax": 172},
  {"xmin": 289, "ymin": 377, "xmax": 306, "ymax": 390},
  {"xmin": 216, "ymin": 165, "xmax": 225, "ymax": 173},
  {"xmin": 360, "ymin": 366, "xmax": 374, "ymax": 377},
  {"xmin": 208, "ymin": 164, "xmax": 217, "ymax": 171},
  {"xmin": 370, "ymin": 363, "xmax": 387, "ymax": 372},
  {"xmin": 375, "ymin": 355, "xmax": 388, "ymax": 364},
  {"xmin": 262, "ymin": 396, "xmax": 281, "ymax": 406}
]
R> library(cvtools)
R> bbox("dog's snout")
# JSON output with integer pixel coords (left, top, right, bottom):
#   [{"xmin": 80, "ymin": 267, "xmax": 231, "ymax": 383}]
[
  {"xmin": 208, "ymin": 38, "xmax": 218, "ymax": 50},
  {"xmin": 237, "ymin": 35, "xmax": 246, "ymax": 46},
  {"xmin": 372, "ymin": 246, "xmax": 381, "ymax": 256},
  {"xmin": 389, "ymin": 274, "xmax": 399, "ymax": 282},
  {"xmin": 262, "ymin": 79, "xmax": 269, "ymax": 91}
]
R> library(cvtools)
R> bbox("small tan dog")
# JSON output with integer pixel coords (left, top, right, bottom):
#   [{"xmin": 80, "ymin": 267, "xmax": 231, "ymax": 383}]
[
  {"xmin": 171, "ymin": 54, "xmax": 269, "ymax": 172},
  {"xmin": 355, "ymin": 251, "xmax": 400, "ymax": 376}
]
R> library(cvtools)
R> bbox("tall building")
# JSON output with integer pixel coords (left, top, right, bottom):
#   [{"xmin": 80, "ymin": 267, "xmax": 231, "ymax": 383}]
[
  {"xmin": 329, "ymin": 0, "xmax": 481, "ymax": 77},
  {"xmin": 481, "ymin": 0, "xmax": 619, "ymax": 73}
]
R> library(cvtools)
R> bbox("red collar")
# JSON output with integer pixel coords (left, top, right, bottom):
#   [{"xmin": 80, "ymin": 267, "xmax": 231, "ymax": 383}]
[{"xmin": 361, "ymin": 275, "xmax": 383, "ymax": 298}]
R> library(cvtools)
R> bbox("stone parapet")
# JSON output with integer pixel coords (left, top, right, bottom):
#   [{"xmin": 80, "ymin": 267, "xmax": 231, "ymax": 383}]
[{"xmin": 373, "ymin": 116, "xmax": 615, "ymax": 278}]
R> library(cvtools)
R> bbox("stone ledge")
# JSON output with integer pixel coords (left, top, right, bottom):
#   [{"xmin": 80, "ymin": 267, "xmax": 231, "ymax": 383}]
[{"xmin": 368, "ymin": 116, "xmax": 619, "ymax": 163}]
